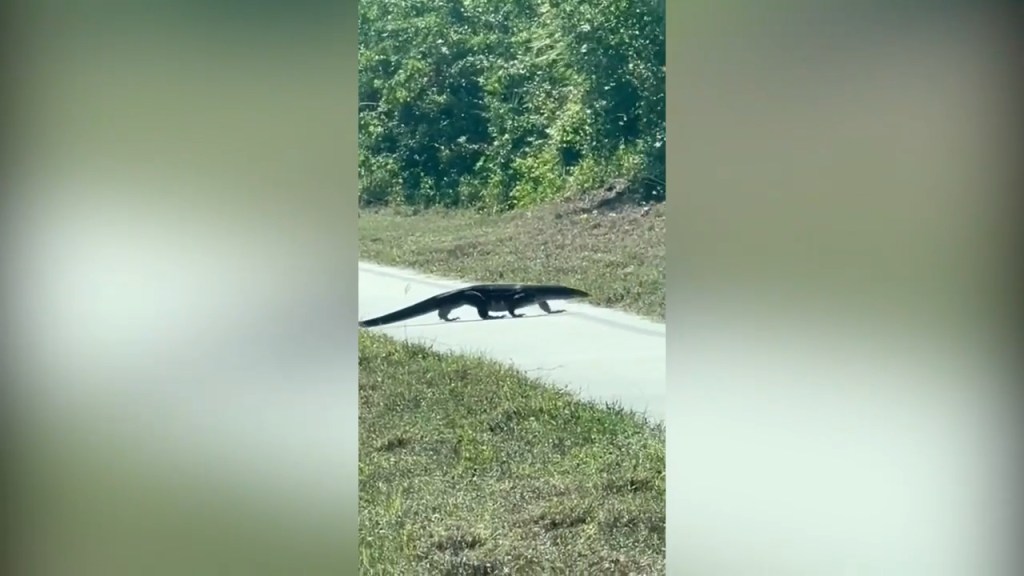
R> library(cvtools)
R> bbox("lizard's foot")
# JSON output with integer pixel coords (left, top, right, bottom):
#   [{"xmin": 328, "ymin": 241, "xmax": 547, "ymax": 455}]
[
  {"xmin": 538, "ymin": 301, "xmax": 564, "ymax": 315},
  {"xmin": 442, "ymin": 316, "xmax": 460, "ymax": 322}
]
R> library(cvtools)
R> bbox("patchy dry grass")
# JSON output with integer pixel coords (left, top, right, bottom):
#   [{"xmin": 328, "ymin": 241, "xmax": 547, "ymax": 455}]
[
  {"xmin": 358, "ymin": 331, "xmax": 666, "ymax": 574},
  {"xmin": 359, "ymin": 184, "xmax": 665, "ymax": 320}
]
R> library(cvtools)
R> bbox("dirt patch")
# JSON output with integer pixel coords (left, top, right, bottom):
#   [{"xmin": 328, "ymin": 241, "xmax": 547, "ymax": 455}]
[{"xmin": 555, "ymin": 179, "xmax": 660, "ymax": 217}]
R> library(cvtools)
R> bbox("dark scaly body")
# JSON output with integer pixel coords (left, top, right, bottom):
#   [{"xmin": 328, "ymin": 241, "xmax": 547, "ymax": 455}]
[{"xmin": 358, "ymin": 283, "xmax": 590, "ymax": 328}]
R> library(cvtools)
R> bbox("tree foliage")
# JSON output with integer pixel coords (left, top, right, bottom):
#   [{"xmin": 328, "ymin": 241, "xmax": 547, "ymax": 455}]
[{"xmin": 359, "ymin": 0, "xmax": 664, "ymax": 210}]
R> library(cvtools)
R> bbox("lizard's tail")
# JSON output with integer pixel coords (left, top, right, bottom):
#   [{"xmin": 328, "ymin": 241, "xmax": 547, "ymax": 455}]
[{"xmin": 358, "ymin": 295, "xmax": 442, "ymax": 328}]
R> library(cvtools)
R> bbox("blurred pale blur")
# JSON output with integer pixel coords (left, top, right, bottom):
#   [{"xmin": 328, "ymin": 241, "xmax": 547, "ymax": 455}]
[
  {"xmin": 3, "ymin": 2, "xmax": 358, "ymax": 574},
  {"xmin": 669, "ymin": 2, "xmax": 1020, "ymax": 575}
]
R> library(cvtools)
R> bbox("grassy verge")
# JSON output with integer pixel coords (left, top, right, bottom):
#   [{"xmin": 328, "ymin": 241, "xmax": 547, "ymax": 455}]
[
  {"xmin": 358, "ymin": 331, "xmax": 666, "ymax": 574},
  {"xmin": 358, "ymin": 185, "xmax": 665, "ymax": 321}
]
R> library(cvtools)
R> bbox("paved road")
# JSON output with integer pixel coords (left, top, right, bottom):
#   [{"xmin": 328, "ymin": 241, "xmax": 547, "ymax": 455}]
[{"xmin": 357, "ymin": 261, "xmax": 666, "ymax": 423}]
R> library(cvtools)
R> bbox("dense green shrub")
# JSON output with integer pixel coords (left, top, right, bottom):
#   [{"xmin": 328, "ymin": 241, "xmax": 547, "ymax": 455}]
[{"xmin": 359, "ymin": 0, "xmax": 664, "ymax": 210}]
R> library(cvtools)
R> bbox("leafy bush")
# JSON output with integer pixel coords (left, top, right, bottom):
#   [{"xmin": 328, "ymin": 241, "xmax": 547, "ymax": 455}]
[{"xmin": 359, "ymin": 0, "xmax": 664, "ymax": 210}]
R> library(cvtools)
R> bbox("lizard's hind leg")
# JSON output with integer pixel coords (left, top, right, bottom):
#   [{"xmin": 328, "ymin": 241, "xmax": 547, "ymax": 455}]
[{"xmin": 438, "ymin": 306, "xmax": 459, "ymax": 322}]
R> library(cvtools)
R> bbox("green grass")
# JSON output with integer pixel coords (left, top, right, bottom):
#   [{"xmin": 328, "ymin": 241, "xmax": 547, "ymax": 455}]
[
  {"xmin": 358, "ymin": 331, "xmax": 666, "ymax": 574},
  {"xmin": 358, "ymin": 186, "xmax": 665, "ymax": 321}
]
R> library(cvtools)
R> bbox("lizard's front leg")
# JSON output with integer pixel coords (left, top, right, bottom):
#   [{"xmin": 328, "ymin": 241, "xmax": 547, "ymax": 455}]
[
  {"xmin": 476, "ymin": 305, "xmax": 504, "ymax": 320},
  {"xmin": 507, "ymin": 293, "xmax": 530, "ymax": 318},
  {"xmin": 538, "ymin": 300, "xmax": 565, "ymax": 314},
  {"xmin": 465, "ymin": 292, "xmax": 503, "ymax": 320}
]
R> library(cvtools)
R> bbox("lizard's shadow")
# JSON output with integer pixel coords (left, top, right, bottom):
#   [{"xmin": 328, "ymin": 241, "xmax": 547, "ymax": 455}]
[{"xmin": 382, "ymin": 312, "xmax": 567, "ymax": 329}]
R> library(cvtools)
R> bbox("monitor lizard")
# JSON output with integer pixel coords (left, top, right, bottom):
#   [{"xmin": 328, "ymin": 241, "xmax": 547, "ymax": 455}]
[{"xmin": 358, "ymin": 283, "xmax": 590, "ymax": 328}]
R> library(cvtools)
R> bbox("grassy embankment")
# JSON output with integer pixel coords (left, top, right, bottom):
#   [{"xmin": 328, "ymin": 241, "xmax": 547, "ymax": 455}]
[
  {"xmin": 359, "ymin": 331, "xmax": 665, "ymax": 574},
  {"xmin": 359, "ymin": 186, "xmax": 665, "ymax": 321}
]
